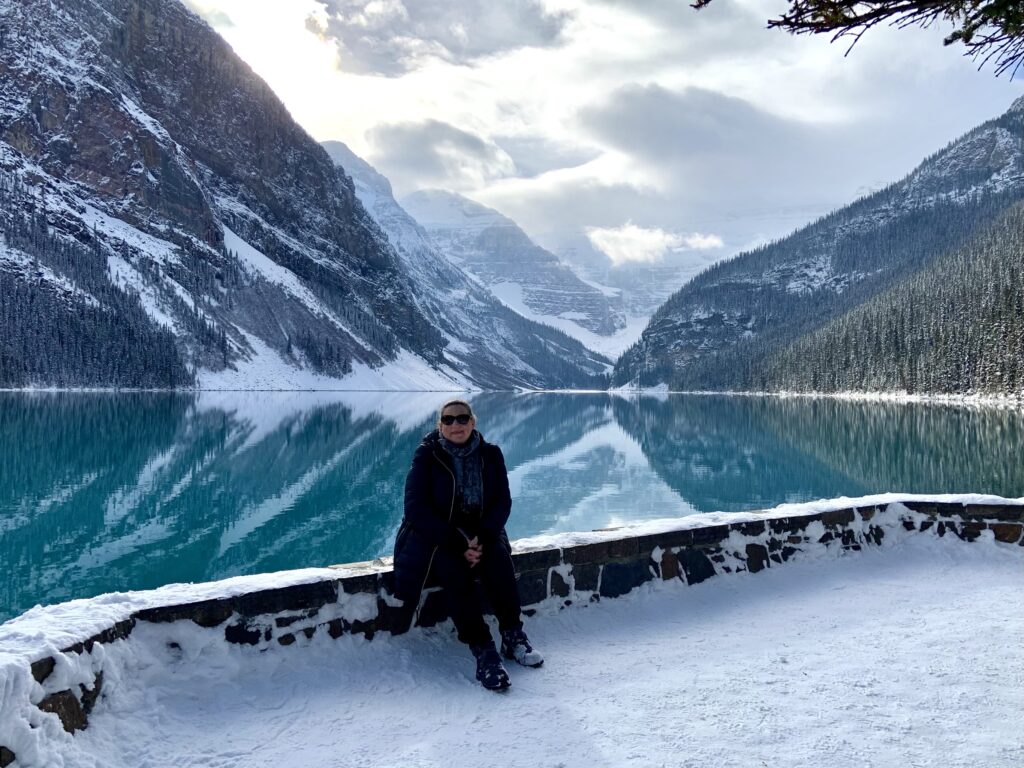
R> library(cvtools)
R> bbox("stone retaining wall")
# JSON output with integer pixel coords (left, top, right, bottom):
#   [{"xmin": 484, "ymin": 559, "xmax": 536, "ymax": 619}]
[{"xmin": 3, "ymin": 499, "xmax": 1022, "ymax": 766}]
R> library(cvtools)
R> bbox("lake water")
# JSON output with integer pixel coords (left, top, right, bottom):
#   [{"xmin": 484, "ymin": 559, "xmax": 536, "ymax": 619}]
[{"xmin": 2, "ymin": 391, "xmax": 1023, "ymax": 622}]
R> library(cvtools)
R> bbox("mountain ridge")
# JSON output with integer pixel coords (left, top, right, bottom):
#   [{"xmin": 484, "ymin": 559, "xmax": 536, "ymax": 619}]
[
  {"xmin": 0, "ymin": 0, "xmax": 607, "ymax": 389},
  {"xmin": 613, "ymin": 96, "xmax": 1024, "ymax": 391}
]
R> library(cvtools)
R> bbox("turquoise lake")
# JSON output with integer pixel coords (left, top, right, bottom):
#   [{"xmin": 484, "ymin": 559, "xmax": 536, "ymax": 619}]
[{"xmin": 2, "ymin": 391, "xmax": 1023, "ymax": 622}]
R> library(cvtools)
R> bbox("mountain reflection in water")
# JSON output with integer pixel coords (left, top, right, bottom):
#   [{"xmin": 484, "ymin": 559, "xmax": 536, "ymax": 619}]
[{"xmin": 2, "ymin": 392, "xmax": 1021, "ymax": 620}]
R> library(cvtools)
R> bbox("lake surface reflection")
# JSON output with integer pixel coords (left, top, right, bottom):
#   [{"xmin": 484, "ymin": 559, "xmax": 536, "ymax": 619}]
[{"xmin": 2, "ymin": 391, "xmax": 1022, "ymax": 620}]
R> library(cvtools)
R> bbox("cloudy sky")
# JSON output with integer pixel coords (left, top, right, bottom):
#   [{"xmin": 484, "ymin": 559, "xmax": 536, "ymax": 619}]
[{"xmin": 187, "ymin": 0, "xmax": 1021, "ymax": 275}]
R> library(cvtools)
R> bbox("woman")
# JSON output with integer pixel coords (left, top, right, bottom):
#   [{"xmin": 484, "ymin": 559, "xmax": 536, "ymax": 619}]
[{"xmin": 393, "ymin": 399, "xmax": 543, "ymax": 691}]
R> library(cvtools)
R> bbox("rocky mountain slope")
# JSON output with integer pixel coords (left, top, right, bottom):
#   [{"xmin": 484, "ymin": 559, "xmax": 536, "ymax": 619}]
[
  {"xmin": 401, "ymin": 189, "xmax": 625, "ymax": 338},
  {"xmin": 613, "ymin": 96, "xmax": 1024, "ymax": 390},
  {"xmin": 758, "ymin": 202, "xmax": 1024, "ymax": 395},
  {"xmin": 0, "ymin": 0, "xmax": 607, "ymax": 389},
  {"xmin": 322, "ymin": 141, "xmax": 610, "ymax": 387}
]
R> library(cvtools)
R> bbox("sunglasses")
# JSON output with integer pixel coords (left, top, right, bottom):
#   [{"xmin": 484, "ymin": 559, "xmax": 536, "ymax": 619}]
[{"xmin": 440, "ymin": 414, "xmax": 472, "ymax": 425}]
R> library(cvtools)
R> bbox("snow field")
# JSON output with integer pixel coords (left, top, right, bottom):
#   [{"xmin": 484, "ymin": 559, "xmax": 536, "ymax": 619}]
[{"xmin": 53, "ymin": 533, "xmax": 1024, "ymax": 768}]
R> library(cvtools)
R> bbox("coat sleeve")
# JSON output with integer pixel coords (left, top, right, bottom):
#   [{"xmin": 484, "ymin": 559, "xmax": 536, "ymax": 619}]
[
  {"xmin": 404, "ymin": 447, "xmax": 466, "ymax": 551},
  {"xmin": 480, "ymin": 445, "xmax": 512, "ymax": 536}
]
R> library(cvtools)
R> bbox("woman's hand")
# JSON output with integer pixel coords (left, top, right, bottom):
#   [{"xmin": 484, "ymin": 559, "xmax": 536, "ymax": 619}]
[{"xmin": 464, "ymin": 536, "xmax": 483, "ymax": 567}]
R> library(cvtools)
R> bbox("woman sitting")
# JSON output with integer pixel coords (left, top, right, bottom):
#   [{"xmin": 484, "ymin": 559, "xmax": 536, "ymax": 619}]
[{"xmin": 393, "ymin": 399, "xmax": 543, "ymax": 691}]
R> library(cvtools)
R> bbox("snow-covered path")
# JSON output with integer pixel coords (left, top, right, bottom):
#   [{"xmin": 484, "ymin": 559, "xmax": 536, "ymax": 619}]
[{"xmin": 70, "ymin": 535, "xmax": 1023, "ymax": 768}]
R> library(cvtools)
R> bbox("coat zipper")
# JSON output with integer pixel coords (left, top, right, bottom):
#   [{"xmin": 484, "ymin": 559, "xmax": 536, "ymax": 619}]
[{"xmin": 412, "ymin": 451, "xmax": 457, "ymax": 625}]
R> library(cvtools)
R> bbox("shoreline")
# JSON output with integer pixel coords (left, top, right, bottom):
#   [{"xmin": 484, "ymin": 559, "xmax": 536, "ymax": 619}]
[{"xmin": 0, "ymin": 385, "xmax": 1022, "ymax": 408}]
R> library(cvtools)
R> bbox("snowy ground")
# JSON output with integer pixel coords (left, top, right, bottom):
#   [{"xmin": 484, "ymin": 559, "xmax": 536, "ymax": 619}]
[{"xmin": 56, "ymin": 533, "xmax": 1024, "ymax": 768}]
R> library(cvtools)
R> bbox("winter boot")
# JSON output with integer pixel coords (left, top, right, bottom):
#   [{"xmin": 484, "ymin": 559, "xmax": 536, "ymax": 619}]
[
  {"xmin": 500, "ymin": 627, "xmax": 544, "ymax": 668},
  {"xmin": 471, "ymin": 642, "xmax": 511, "ymax": 691}
]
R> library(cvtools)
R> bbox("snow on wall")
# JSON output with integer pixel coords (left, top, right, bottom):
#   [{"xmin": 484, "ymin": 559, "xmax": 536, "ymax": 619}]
[{"xmin": 0, "ymin": 495, "xmax": 1022, "ymax": 766}]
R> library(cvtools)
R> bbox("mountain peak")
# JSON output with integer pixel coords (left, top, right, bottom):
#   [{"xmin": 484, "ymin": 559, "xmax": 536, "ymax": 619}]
[{"xmin": 400, "ymin": 189, "xmax": 513, "ymax": 232}]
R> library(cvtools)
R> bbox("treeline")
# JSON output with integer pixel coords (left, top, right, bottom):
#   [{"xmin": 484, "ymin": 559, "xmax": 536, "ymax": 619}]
[
  {"xmin": 0, "ymin": 175, "xmax": 192, "ymax": 388},
  {"xmin": 758, "ymin": 203, "xmax": 1024, "ymax": 394},
  {"xmin": 616, "ymin": 187, "xmax": 1024, "ymax": 391}
]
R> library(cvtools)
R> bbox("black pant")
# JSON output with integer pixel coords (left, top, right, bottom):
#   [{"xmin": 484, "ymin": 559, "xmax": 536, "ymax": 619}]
[{"xmin": 431, "ymin": 544, "xmax": 523, "ymax": 647}]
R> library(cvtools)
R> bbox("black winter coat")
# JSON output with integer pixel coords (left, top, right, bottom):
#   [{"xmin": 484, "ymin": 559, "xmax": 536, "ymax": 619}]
[{"xmin": 392, "ymin": 430, "xmax": 513, "ymax": 604}]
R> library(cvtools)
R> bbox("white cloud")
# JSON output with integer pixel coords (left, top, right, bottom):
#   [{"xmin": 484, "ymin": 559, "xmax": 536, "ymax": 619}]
[
  {"xmin": 195, "ymin": 0, "xmax": 1022, "ymax": 277},
  {"xmin": 586, "ymin": 222, "xmax": 721, "ymax": 265},
  {"xmin": 678, "ymin": 233, "xmax": 725, "ymax": 250}
]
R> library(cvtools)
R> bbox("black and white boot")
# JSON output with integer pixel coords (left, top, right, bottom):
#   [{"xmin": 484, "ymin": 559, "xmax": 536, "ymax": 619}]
[
  {"xmin": 500, "ymin": 628, "xmax": 544, "ymax": 668},
  {"xmin": 470, "ymin": 642, "xmax": 511, "ymax": 691}
]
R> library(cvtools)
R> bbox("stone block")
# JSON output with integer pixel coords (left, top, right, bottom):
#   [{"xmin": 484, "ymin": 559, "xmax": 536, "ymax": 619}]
[
  {"xmin": 732, "ymin": 521, "xmax": 767, "ymax": 537},
  {"xmin": 39, "ymin": 690, "xmax": 86, "ymax": 733},
  {"xmin": 957, "ymin": 522, "xmax": 986, "ymax": 542},
  {"xmin": 31, "ymin": 657, "xmax": 55, "ymax": 684},
  {"xmin": 278, "ymin": 633, "xmax": 296, "ymax": 646},
  {"xmin": 607, "ymin": 537, "xmax": 640, "ymax": 559},
  {"xmin": 599, "ymin": 560, "xmax": 652, "ymax": 599},
  {"xmin": 635, "ymin": 529, "xmax": 694, "ymax": 551},
  {"xmin": 80, "ymin": 672, "xmax": 103, "ymax": 716},
  {"xmin": 991, "ymin": 523, "xmax": 1023, "ymax": 544},
  {"xmin": 964, "ymin": 504, "xmax": 1024, "ymax": 521},
  {"xmin": 678, "ymin": 548, "xmax": 716, "ymax": 585},
  {"xmin": 303, "ymin": 627, "xmax": 316, "ymax": 639},
  {"xmin": 516, "ymin": 569, "xmax": 549, "ymax": 606},
  {"xmin": 91, "ymin": 619, "xmax": 135, "ymax": 646},
  {"xmin": 0, "ymin": 746, "xmax": 14, "ymax": 767},
  {"xmin": 821, "ymin": 509, "xmax": 855, "ymax": 528},
  {"xmin": 349, "ymin": 618, "xmax": 377, "ymax": 640},
  {"xmin": 572, "ymin": 562, "xmax": 601, "ymax": 592},
  {"xmin": 857, "ymin": 506, "xmax": 877, "ymax": 521},
  {"xmin": 660, "ymin": 550, "xmax": 680, "ymax": 581},
  {"xmin": 691, "ymin": 525, "xmax": 730, "ymax": 546},
  {"xmin": 780, "ymin": 546, "xmax": 798, "ymax": 561},
  {"xmin": 340, "ymin": 574, "xmax": 378, "ymax": 595},
  {"xmin": 840, "ymin": 530, "xmax": 857, "ymax": 547},
  {"xmin": 224, "ymin": 621, "xmax": 263, "ymax": 646},
  {"xmin": 513, "ymin": 548, "xmax": 562, "ymax": 571},
  {"xmin": 563, "ymin": 541, "xmax": 608, "ymax": 565},
  {"xmin": 377, "ymin": 598, "xmax": 414, "ymax": 636},
  {"xmin": 551, "ymin": 569, "xmax": 571, "ymax": 597},
  {"xmin": 327, "ymin": 619, "xmax": 345, "ymax": 639},
  {"xmin": 919, "ymin": 520, "xmax": 934, "ymax": 532},
  {"xmin": 901, "ymin": 501, "xmax": 939, "ymax": 516},
  {"xmin": 932, "ymin": 502, "xmax": 967, "ymax": 517},
  {"xmin": 136, "ymin": 599, "xmax": 231, "ymax": 628},
  {"xmin": 233, "ymin": 580, "xmax": 337, "ymax": 617},
  {"xmin": 745, "ymin": 543, "xmax": 769, "ymax": 574},
  {"xmin": 770, "ymin": 516, "xmax": 815, "ymax": 535}
]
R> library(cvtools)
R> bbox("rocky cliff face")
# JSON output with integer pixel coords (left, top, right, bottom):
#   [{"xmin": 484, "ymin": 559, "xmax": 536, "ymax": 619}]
[
  {"xmin": 0, "ymin": 0, "xmax": 606, "ymax": 389},
  {"xmin": 322, "ymin": 141, "xmax": 610, "ymax": 388},
  {"xmin": 613, "ymin": 97, "xmax": 1024, "ymax": 389},
  {"xmin": 401, "ymin": 189, "xmax": 625, "ymax": 337}
]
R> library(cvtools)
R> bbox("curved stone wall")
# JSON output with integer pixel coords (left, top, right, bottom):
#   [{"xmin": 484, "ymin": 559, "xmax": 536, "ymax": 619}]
[{"xmin": 2, "ymin": 497, "xmax": 1022, "ymax": 766}]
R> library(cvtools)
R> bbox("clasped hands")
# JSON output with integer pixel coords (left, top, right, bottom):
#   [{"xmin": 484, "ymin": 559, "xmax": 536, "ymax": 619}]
[{"xmin": 463, "ymin": 535, "xmax": 483, "ymax": 567}]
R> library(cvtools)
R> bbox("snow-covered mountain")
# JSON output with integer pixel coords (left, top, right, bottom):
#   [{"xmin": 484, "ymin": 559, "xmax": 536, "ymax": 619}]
[
  {"xmin": 0, "ymin": 0, "xmax": 607, "ymax": 390},
  {"xmin": 321, "ymin": 141, "xmax": 610, "ymax": 386},
  {"xmin": 401, "ymin": 189, "xmax": 625, "ymax": 340},
  {"xmin": 613, "ymin": 95, "xmax": 1024, "ymax": 390}
]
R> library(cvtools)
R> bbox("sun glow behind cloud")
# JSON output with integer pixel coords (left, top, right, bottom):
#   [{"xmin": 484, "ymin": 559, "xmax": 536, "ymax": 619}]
[
  {"xmin": 586, "ymin": 223, "xmax": 723, "ymax": 265},
  {"xmin": 187, "ymin": 0, "xmax": 1021, "ymax": 268}
]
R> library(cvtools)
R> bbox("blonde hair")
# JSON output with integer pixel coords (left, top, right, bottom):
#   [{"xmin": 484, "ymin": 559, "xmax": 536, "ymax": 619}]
[{"xmin": 437, "ymin": 399, "xmax": 474, "ymax": 426}]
